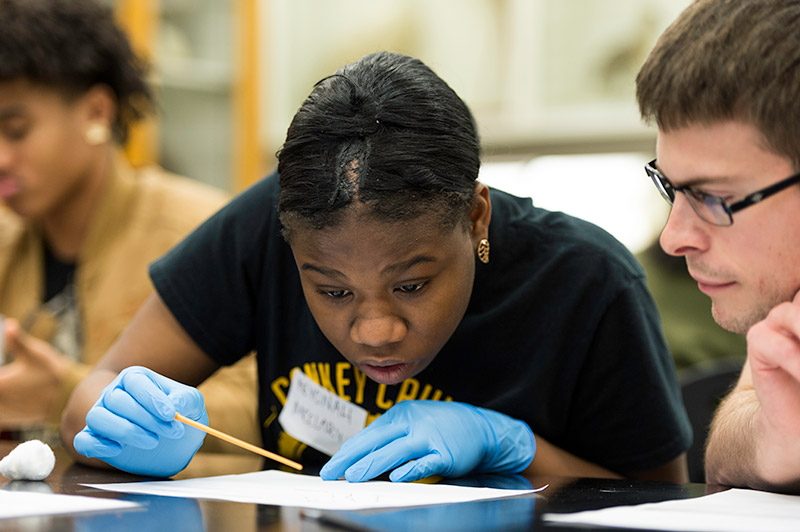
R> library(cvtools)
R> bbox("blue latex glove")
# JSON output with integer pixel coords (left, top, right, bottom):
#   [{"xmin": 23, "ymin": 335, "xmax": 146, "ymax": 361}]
[
  {"xmin": 73, "ymin": 366, "xmax": 207, "ymax": 477},
  {"xmin": 319, "ymin": 400, "xmax": 535, "ymax": 483}
]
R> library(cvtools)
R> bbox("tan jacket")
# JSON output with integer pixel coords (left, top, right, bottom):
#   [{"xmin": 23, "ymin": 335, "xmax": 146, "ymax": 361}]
[{"xmin": 0, "ymin": 157, "xmax": 260, "ymax": 451}]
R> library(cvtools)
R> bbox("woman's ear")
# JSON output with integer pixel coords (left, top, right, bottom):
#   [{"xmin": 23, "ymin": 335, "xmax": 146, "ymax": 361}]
[
  {"xmin": 79, "ymin": 84, "xmax": 117, "ymax": 144},
  {"xmin": 468, "ymin": 182, "xmax": 491, "ymax": 243}
]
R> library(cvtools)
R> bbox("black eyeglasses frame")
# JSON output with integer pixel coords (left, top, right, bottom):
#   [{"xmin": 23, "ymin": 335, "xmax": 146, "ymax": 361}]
[{"xmin": 645, "ymin": 158, "xmax": 800, "ymax": 226}]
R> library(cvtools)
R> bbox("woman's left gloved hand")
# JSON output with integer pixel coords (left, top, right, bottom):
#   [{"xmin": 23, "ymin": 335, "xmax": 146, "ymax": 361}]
[{"xmin": 319, "ymin": 400, "xmax": 535, "ymax": 483}]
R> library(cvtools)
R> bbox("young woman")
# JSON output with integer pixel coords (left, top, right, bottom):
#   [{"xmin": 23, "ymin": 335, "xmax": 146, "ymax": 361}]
[{"xmin": 63, "ymin": 51, "xmax": 691, "ymax": 483}]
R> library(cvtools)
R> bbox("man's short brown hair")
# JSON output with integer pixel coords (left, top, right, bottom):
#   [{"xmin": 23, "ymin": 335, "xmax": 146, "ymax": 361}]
[{"xmin": 636, "ymin": 0, "xmax": 800, "ymax": 167}]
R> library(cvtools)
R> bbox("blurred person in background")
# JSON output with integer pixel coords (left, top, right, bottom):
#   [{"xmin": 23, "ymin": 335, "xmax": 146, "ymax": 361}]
[{"xmin": 0, "ymin": 0, "xmax": 259, "ymax": 451}]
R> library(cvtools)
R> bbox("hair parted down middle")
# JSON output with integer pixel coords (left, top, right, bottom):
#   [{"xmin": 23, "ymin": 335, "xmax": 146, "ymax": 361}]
[{"xmin": 277, "ymin": 52, "xmax": 481, "ymax": 239}]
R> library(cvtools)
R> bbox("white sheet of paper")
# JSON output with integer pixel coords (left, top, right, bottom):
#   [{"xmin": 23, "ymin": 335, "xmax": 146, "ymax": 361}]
[
  {"xmin": 0, "ymin": 490, "xmax": 139, "ymax": 519},
  {"xmin": 278, "ymin": 370, "xmax": 367, "ymax": 456},
  {"xmin": 544, "ymin": 487, "xmax": 800, "ymax": 532},
  {"xmin": 84, "ymin": 470, "xmax": 541, "ymax": 510}
]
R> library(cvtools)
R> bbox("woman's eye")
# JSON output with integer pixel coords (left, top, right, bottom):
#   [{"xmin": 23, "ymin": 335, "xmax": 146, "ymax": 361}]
[
  {"xmin": 2, "ymin": 125, "xmax": 29, "ymax": 141},
  {"xmin": 1, "ymin": 117, "xmax": 31, "ymax": 141},
  {"xmin": 321, "ymin": 289, "xmax": 351, "ymax": 299},
  {"xmin": 396, "ymin": 282, "xmax": 427, "ymax": 294}
]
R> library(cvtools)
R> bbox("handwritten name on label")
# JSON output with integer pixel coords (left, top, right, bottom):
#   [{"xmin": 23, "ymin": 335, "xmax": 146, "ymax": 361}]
[{"xmin": 278, "ymin": 370, "xmax": 368, "ymax": 456}]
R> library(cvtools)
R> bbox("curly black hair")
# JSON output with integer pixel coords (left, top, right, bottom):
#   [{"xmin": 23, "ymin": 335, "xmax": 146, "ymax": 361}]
[{"xmin": 0, "ymin": 0, "xmax": 154, "ymax": 144}]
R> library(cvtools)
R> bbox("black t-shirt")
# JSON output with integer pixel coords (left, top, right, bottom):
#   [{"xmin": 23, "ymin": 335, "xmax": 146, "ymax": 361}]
[{"xmin": 150, "ymin": 173, "xmax": 691, "ymax": 473}]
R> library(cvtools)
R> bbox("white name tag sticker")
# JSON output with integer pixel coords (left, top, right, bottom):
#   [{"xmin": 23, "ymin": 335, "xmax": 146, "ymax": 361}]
[{"xmin": 278, "ymin": 369, "xmax": 368, "ymax": 456}]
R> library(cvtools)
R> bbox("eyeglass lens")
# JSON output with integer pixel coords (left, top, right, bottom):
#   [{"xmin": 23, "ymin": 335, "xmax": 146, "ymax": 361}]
[
  {"xmin": 683, "ymin": 190, "xmax": 731, "ymax": 225},
  {"xmin": 647, "ymin": 163, "xmax": 732, "ymax": 226}
]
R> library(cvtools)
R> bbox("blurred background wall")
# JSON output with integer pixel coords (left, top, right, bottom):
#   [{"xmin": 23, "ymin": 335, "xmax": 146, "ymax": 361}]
[{"xmin": 112, "ymin": 0, "xmax": 693, "ymax": 253}]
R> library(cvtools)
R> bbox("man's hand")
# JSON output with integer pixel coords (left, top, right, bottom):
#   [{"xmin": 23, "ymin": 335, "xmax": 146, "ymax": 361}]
[
  {"xmin": 0, "ymin": 318, "xmax": 69, "ymax": 426},
  {"xmin": 745, "ymin": 290, "xmax": 800, "ymax": 486}
]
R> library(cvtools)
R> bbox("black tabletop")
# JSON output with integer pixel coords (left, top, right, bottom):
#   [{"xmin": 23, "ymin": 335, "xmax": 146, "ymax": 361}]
[{"xmin": 0, "ymin": 441, "xmax": 715, "ymax": 532}]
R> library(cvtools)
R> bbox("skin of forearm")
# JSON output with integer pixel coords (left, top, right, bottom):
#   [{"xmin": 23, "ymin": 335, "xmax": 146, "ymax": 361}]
[
  {"xmin": 59, "ymin": 368, "xmax": 119, "ymax": 466},
  {"xmin": 524, "ymin": 436, "xmax": 622, "ymax": 479},
  {"xmin": 703, "ymin": 387, "xmax": 800, "ymax": 492},
  {"xmin": 524, "ymin": 436, "xmax": 688, "ymax": 482}
]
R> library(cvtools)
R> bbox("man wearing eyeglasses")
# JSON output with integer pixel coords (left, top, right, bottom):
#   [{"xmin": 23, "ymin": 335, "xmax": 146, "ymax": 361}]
[{"xmin": 636, "ymin": 0, "xmax": 800, "ymax": 493}]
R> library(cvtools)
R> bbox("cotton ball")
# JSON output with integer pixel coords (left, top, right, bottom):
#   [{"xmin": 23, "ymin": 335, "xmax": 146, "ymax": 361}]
[{"xmin": 0, "ymin": 439, "xmax": 56, "ymax": 481}]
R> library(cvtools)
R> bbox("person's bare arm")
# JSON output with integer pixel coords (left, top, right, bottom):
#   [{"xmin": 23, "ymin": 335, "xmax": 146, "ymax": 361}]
[
  {"xmin": 705, "ymin": 291, "xmax": 800, "ymax": 492},
  {"xmin": 61, "ymin": 293, "xmax": 219, "ymax": 464},
  {"xmin": 523, "ymin": 435, "xmax": 688, "ymax": 482},
  {"xmin": 704, "ymin": 366, "xmax": 760, "ymax": 487}
]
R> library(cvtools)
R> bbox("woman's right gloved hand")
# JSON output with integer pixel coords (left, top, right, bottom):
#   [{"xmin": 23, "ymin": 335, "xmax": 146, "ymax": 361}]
[{"xmin": 73, "ymin": 366, "xmax": 207, "ymax": 477}]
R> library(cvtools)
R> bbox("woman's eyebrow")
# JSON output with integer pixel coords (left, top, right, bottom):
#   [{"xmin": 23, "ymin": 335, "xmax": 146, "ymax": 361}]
[
  {"xmin": 381, "ymin": 255, "xmax": 437, "ymax": 275},
  {"xmin": 300, "ymin": 255, "xmax": 437, "ymax": 279},
  {"xmin": 300, "ymin": 263, "xmax": 346, "ymax": 279}
]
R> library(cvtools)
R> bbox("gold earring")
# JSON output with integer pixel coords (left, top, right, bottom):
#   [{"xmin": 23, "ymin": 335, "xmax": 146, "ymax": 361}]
[
  {"xmin": 477, "ymin": 238, "xmax": 490, "ymax": 264},
  {"xmin": 85, "ymin": 123, "xmax": 110, "ymax": 146}
]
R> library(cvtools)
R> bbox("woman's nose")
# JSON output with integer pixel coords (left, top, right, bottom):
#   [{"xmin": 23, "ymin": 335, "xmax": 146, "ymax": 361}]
[{"xmin": 350, "ymin": 315, "xmax": 407, "ymax": 347}]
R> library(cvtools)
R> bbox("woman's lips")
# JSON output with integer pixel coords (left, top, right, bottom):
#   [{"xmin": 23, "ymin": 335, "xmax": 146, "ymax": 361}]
[
  {"xmin": 360, "ymin": 362, "xmax": 410, "ymax": 385},
  {"xmin": 0, "ymin": 179, "xmax": 20, "ymax": 198}
]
